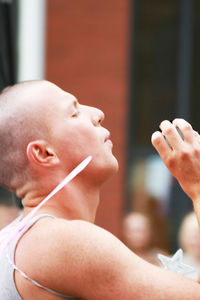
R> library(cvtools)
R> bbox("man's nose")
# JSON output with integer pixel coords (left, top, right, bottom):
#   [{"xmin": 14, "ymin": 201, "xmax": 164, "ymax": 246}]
[{"xmin": 92, "ymin": 108, "xmax": 105, "ymax": 126}]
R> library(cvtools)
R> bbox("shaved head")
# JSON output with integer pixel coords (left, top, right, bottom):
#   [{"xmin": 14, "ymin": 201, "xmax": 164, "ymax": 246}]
[
  {"xmin": 0, "ymin": 80, "xmax": 118, "ymax": 196},
  {"xmin": 0, "ymin": 80, "xmax": 55, "ymax": 192}
]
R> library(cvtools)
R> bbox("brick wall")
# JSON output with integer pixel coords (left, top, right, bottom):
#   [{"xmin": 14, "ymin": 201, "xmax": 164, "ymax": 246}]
[{"xmin": 46, "ymin": 0, "xmax": 130, "ymax": 237}]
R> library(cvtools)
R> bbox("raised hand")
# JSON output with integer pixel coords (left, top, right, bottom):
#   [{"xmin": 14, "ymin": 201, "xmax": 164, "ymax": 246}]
[{"xmin": 151, "ymin": 119, "xmax": 200, "ymax": 210}]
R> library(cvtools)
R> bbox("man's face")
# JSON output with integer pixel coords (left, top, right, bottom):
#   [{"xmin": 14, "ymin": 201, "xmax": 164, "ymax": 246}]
[{"xmin": 44, "ymin": 83, "xmax": 118, "ymax": 183}]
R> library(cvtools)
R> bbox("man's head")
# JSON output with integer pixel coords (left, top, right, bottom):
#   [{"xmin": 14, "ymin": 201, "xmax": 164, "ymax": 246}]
[{"xmin": 0, "ymin": 80, "xmax": 118, "ymax": 197}]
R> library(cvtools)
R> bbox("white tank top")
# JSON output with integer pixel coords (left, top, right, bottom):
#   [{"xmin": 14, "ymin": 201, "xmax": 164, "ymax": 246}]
[{"xmin": 0, "ymin": 214, "xmax": 79, "ymax": 299}]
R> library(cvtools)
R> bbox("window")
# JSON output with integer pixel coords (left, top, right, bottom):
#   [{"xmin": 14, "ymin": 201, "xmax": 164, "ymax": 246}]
[{"xmin": 128, "ymin": 0, "xmax": 196, "ymax": 252}]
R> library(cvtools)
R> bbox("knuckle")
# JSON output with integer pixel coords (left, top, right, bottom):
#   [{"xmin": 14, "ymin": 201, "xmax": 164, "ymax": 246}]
[
  {"xmin": 173, "ymin": 118, "xmax": 192, "ymax": 130},
  {"xmin": 193, "ymin": 146, "xmax": 200, "ymax": 157},
  {"xmin": 182, "ymin": 123, "xmax": 191, "ymax": 132},
  {"xmin": 180, "ymin": 149, "xmax": 190, "ymax": 160},
  {"xmin": 166, "ymin": 156, "xmax": 175, "ymax": 169},
  {"xmin": 164, "ymin": 126, "xmax": 173, "ymax": 135}
]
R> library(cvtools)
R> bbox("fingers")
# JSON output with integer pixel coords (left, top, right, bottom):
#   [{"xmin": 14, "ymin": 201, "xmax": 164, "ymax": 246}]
[
  {"xmin": 151, "ymin": 119, "xmax": 194, "ymax": 158},
  {"xmin": 152, "ymin": 119, "xmax": 200, "ymax": 196},
  {"xmin": 151, "ymin": 131, "xmax": 173, "ymax": 162},
  {"xmin": 159, "ymin": 120, "xmax": 185, "ymax": 150},
  {"xmin": 152, "ymin": 119, "xmax": 199, "ymax": 151},
  {"xmin": 172, "ymin": 119, "xmax": 194, "ymax": 143}
]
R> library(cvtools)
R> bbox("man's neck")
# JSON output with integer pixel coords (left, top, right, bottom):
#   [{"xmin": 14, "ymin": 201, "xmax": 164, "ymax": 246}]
[{"xmin": 21, "ymin": 179, "xmax": 100, "ymax": 223}]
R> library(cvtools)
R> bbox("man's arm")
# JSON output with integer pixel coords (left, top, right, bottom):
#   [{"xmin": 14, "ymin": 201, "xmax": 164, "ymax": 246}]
[
  {"xmin": 32, "ymin": 218, "xmax": 200, "ymax": 300},
  {"xmin": 152, "ymin": 118, "xmax": 200, "ymax": 226}
]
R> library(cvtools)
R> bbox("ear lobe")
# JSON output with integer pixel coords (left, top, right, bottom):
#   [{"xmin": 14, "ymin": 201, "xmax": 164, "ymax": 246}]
[{"xmin": 27, "ymin": 141, "xmax": 59, "ymax": 166}]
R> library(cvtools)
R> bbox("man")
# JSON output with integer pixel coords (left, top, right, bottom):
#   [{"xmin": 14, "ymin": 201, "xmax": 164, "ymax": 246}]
[{"xmin": 0, "ymin": 80, "xmax": 200, "ymax": 299}]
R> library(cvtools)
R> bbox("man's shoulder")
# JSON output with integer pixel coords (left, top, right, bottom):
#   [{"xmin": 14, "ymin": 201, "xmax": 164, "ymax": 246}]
[
  {"xmin": 25, "ymin": 216, "xmax": 120, "ymax": 263},
  {"xmin": 15, "ymin": 216, "xmax": 127, "ymax": 298},
  {"xmin": 39, "ymin": 217, "xmax": 118, "ymax": 252},
  {"xmin": 30, "ymin": 216, "xmax": 129, "ymax": 281},
  {"xmin": 38, "ymin": 217, "xmax": 106, "ymax": 240}
]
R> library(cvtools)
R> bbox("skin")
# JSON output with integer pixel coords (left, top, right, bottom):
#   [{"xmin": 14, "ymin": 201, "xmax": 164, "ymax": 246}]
[
  {"xmin": 151, "ymin": 119, "xmax": 200, "ymax": 227},
  {"xmin": 19, "ymin": 81, "xmax": 118, "ymax": 223},
  {"xmin": 2, "ymin": 82, "xmax": 200, "ymax": 299}
]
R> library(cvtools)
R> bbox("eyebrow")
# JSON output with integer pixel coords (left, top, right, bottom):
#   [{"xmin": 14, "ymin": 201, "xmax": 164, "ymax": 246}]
[
  {"xmin": 63, "ymin": 91, "xmax": 79, "ymax": 112},
  {"xmin": 65, "ymin": 98, "xmax": 79, "ymax": 115},
  {"xmin": 65, "ymin": 96, "xmax": 77, "ymax": 107},
  {"xmin": 72, "ymin": 99, "xmax": 78, "ymax": 108}
]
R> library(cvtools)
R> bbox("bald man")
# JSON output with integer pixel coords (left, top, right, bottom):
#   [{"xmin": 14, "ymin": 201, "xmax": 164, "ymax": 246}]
[{"xmin": 0, "ymin": 80, "xmax": 200, "ymax": 299}]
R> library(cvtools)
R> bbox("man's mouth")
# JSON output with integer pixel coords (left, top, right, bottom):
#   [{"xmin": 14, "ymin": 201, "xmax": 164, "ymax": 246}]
[{"xmin": 104, "ymin": 131, "xmax": 112, "ymax": 143}]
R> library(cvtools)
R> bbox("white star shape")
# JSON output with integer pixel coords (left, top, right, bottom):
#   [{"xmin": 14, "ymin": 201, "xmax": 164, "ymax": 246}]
[{"xmin": 158, "ymin": 249, "xmax": 195, "ymax": 276}]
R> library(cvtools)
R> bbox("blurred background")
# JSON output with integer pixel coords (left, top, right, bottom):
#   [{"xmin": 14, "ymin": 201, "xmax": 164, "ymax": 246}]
[{"xmin": 0, "ymin": 0, "xmax": 200, "ymax": 255}]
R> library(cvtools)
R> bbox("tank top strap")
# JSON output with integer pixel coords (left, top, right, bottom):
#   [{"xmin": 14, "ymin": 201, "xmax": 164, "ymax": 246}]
[
  {"xmin": 25, "ymin": 213, "xmax": 57, "ymax": 227},
  {"xmin": 7, "ymin": 213, "xmax": 79, "ymax": 299}
]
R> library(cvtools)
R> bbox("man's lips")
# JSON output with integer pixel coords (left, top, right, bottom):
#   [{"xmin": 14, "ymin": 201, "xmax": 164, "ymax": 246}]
[{"xmin": 104, "ymin": 131, "xmax": 112, "ymax": 143}]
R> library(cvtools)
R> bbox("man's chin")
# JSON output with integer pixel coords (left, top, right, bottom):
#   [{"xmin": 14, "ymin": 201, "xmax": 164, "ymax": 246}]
[
  {"xmin": 86, "ymin": 154, "xmax": 119, "ymax": 185},
  {"xmin": 102, "ymin": 157, "xmax": 119, "ymax": 181},
  {"xmin": 112, "ymin": 157, "xmax": 119, "ymax": 173}
]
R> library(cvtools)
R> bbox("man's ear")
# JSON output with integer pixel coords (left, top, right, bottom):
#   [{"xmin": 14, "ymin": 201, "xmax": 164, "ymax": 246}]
[{"xmin": 26, "ymin": 140, "xmax": 59, "ymax": 167}]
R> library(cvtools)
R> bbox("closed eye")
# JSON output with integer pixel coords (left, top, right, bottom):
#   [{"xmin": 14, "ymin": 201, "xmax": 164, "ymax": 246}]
[
  {"xmin": 71, "ymin": 99, "xmax": 80, "ymax": 118},
  {"xmin": 71, "ymin": 110, "xmax": 80, "ymax": 118}
]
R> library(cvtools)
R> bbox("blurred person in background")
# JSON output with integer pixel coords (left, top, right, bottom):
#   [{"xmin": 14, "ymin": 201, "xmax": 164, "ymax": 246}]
[
  {"xmin": 178, "ymin": 212, "xmax": 200, "ymax": 281},
  {"xmin": 0, "ymin": 187, "xmax": 21, "ymax": 230},
  {"xmin": 122, "ymin": 212, "xmax": 168, "ymax": 266}
]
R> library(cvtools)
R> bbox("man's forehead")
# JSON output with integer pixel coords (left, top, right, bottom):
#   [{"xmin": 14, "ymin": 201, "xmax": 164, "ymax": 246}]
[
  {"xmin": 23, "ymin": 81, "xmax": 77, "ymax": 106},
  {"xmin": 44, "ymin": 87, "xmax": 79, "ymax": 115},
  {"xmin": 63, "ymin": 90, "xmax": 77, "ymax": 102},
  {"xmin": 42, "ymin": 82, "xmax": 77, "ymax": 103}
]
